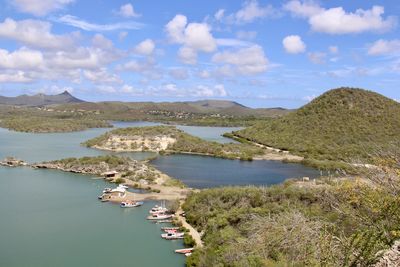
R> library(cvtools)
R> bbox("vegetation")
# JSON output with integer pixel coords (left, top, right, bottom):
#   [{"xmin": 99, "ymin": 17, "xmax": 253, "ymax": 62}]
[
  {"xmin": 183, "ymin": 152, "xmax": 400, "ymax": 266},
  {"xmin": 234, "ymin": 88, "xmax": 400, "ymax": 166},
  {"xmin": 43, "ymin": 155, "xmax": 162, "ymax": 184},
  {"xmin": 84, "ymin": 126, "xmax": 265, "ymax": 160}
]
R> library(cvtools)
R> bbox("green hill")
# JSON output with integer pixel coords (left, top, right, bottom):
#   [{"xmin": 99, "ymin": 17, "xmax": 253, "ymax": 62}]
[{"xmin": 234, "ymin": 88, "xmax": 400, "ymax": 164}]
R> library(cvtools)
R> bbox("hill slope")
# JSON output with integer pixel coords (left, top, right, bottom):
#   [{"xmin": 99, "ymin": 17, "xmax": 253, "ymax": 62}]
[
  {"xmin": 234, "ymin": 88, "xmax": 400, "ymax": 163},
  {"xmin": 0, "ymin": 91, "xmax": 85, "ymax": 106}
]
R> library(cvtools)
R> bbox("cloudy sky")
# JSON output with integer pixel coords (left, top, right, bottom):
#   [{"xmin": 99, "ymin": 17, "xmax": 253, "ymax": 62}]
[{"xmin": 0, "ymin": 0, "xmax": 399, "ymax": 107}]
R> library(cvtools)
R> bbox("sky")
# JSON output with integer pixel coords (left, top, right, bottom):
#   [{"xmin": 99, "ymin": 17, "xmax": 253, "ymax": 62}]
[{"xmin": 0, "ymin": 0, "xmax": 399, "ymax": 108}]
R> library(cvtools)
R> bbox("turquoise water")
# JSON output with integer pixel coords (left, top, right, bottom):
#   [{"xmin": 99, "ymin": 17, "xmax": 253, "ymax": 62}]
[
  {"xmin": 0, "ymin": 123, "xmax": 318, "ymax": 266},
  {"xmin": 0, "ymin": 167, "xmax": 185, "ymax": 267}
]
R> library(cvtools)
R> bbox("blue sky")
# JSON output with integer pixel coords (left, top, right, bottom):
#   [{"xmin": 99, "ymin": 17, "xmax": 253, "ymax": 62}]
[{"xmin": 0, "ymin": 0, "xmax": 399, "ymax": 108}]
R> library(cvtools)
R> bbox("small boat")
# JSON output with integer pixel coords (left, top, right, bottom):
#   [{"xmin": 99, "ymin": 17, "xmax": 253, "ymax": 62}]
[
  {"xmin": 155, "ymin": 220, "xmax": 173, "ymax": 224},
  {"xmin": 161, "ymin": 232, "xmax": 184, "ymax": 240},
  {"xmin": 120, "ymin": 201, "xmax": 144, "ymax": 208},
  {"xmin": 118, "ymin": 184, "xmax": 129, "ymax": 189},
  {"xmin": 149, "ymin": 206, "xmax": 168, "ymax": 214},
  {"xmin": 175, "ymin": 248, "xmax": 194, "ymax": 254},
  {"xmin": 103, "ymin": 188, "xmax": 112, "ymax": 193},
  {"xmin": 161, "ymin": 227, "xmax": 179, "ymax": 231},
  {"xmin": 185, "ymin": 253, "xmax": 192, "ymax": 257},
  {"xmin": 147, "ymin": 213, "xmax": 174, "ymax": 220}
]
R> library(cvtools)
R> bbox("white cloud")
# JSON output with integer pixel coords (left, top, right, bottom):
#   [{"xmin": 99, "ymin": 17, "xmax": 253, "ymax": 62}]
[
  {"xmin": 117, "ymin": 3, "xmax": 141, "ymax": 18},
  {"xmin": 55, "ymin": 15, "xmax": 144, "ymax": 31},
  {"xmin": 165, "ymin": 14, "xmax": 187, "ymax": 43},
  {"xmin": 308, "ymin": 52, "xmax": 326, "ymax": 64},
  {"xmin": 193, "ymin": 85, "xmax": 227, "ymax": 97},
  {"xmin": 302, "ymin": 94, "xmax": 317, "ymax": 102},
  {"xmin": 92, "ymin": 34, "xmax": 114, "ymax": 50},
  {"xmin": 284, "ymin": 0, "xmax": 323, "ymax": 18},
  {"xmin": 83, "ymin": 68, "xmax": 122, "ymax": 84},
  {"xmin": 178, "ymin": 46, "xmax": 197, "ymax": 65},
  {"xmin": 197, "ymin": 70, "xmax": 211, "ymax": 79},
  {"xmin": 134, "ymin": 39, "xmax": 155, "ymax": 55},
  {"xmin": 37, "ymin": 85, "xmax": 74, "ymax": 94},
  {"xmin": 212, "ymin": 45, "xmax": 268, "ymax": 75},
  {"xmin": 282, "ymin": 35, "xmax": 306, "ymax": 54},
  {"xmin": 0, "ymin": 71, "xmax": 33, "ymax": 83},
  {"xmin": 0, "ymin": 18, "xmax": 76, "ymax": 50},
  {"xmin": 235, "ymin": 0, "xmax": 278, "ymax": 23},
  {"xmin": 11, "ymin": 0, "xmax": 74, "ymax": 16},
  {"xmin": 169, "ymin": 68, "xmax": 189, "ymax": 80},
  {"xmin": 0, "ymin": 48, "xmax": 44, "ymax": 70},
  {"xmin": 368, "ymin": 39, "xmax": 400, "ymax": 56},
  {"xmin": 284, "ymin": 1, "xmax": 396, "ymax": 34},
  {"xmin": 236, "ymin": 30, "xmax": 257, "ymax": 40},
  {"xmin": 165, "ymin": 14, "xmax": 216, "ymax": 64},
  {"xmin": 48, "ymin": 47, "xmax": 120, "ymax": 70},
  {"xmin": 184, "ymin": 23, "xmax": 216, "ymax": 52}
]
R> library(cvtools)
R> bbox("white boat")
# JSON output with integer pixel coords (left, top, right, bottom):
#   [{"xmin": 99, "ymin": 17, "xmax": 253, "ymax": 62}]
[
  {"xmin": 103, "ymin": 188, "xmax": 112, "ymax": 193},
  {"xmin": 175, "ymin": 248, "xmax": 194, "ymax": 254},
  {"xmin": 161, "ymin": 232, "xmax": 184, "ymax": 240},
  {"xmin": 120, "ymin": 201, "xmax": 144, "ymax": 208},
  {"xmin": 118, "ymin": 184, "xmax": 129, "ymax": 189},
  {"xmin": 149, "ymin": 205, "xmax": 168, "ymax": 214},
  {"xmin": 147, "ymin": 213, "xmax": 173, "ymax": 220},
  {"xmin": 185, "ymin": 253, "xmax": 192, "ymax": 257}
]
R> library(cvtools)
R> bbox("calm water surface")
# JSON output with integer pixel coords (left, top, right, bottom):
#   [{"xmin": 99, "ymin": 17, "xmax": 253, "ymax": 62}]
[
  {"xmin": 0, "ymin": 122, "xmax": 318, "ymax": 266},
  {"xmin": 151, "ymin": 154, "xmax": 319, "ymax": 189}
]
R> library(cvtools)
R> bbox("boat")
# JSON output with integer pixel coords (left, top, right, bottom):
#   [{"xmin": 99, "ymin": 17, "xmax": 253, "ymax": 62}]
[
  {"xmin": 185, "ymin": 253, "xmax": 192, "ymax": 257},
  {"xmin": 149, "ymin": 206, "xmax": 168, "ymax": 214},
  {"xmin": 161, "ymin": 232, "xmax": 184, "ymax": 240},
  {"xmin": 120, "ymin": 201, "xmax": 144, "ymax": 208},
  {"xmin": 102, "ymin": 188, "xmax": 112, "ymax": 193},
  {"xmin": 175, "ymin": 248, "xmax": 194, "ymax": 254},
  {"xmin": 161, "ymin": 227, "xmax": 179, "ymax": 231},
  {"xmin": 155, "ymin": 220, "xmax": 173, "ymax": 224},
  {"xmin": 147, "ymin": 213, "xmax": 174, "ymax": 220}
]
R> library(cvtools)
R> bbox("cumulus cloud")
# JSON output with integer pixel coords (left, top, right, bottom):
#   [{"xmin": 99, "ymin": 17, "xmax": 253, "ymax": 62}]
[
  {"xmin": 368, "ymin": 39, "xmax": 400, "ymax": 56},
  {"xmin": 117, "ymin": 3, "xmax": 141, "ymax": 18},
  {"xmin": 91, "ymin": 34, "xmax": 114, "ymax": 50},
  {"xmin": 0, "ymin": 71, "xmax": 33, "ymax": 83},
  {"xmin": 212, "ymin": 45, "xmax": 268, "ymax": 75},
  {"xmin": 284, "ymin": 1, "xmax": 396, "ymax": 34},
  {"xmin": 235, "ymin": 0, "xmax": 279, "ymax": 23},
  {"xmin": 83, "ymin": 68, "xmax": 122, "ymax": 84},
  {"xmin": 165, "ymin": 14, "xmax": 216, "ymax": 64},
  {"xmin": 134, "ymin": 39, "xmax": 155, "ymax": 55},
  {"xmin": 215, "ymin": 1, "xmax": 279, "ymax": 24},
  {"xmin": 11, "ymin": 0, "xmax": 74, "ymax": 16},
  {"xmin": 282, "ymin": 35, "xmax": 306, "ymax": 54},
  {"xmin": 0, "ymin": 18, "xmax": 77, "ymax": 50},
  {"xmin": 55, "ymin": 15, "xmax": 144, "ymax": 31},
  {"xmin": 0, "ymin": 48, "xmax": 44, "ymax": 70},
  {"xmin": 284, "ymin": 0, "xmax": 323, "ymax": 18}
]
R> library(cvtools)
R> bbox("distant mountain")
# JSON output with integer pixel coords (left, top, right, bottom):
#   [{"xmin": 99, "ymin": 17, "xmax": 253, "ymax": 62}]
[
  {"xmin": 0, "ymin": 91, "xmax": 85, "ymax": 106},
  {"xmin": 187, "ymin": 100, "xmax": 248, "ymax": 110},
  {"xmin": 235, "ymin": 87, "xmax": 400, "ymax": 162}
]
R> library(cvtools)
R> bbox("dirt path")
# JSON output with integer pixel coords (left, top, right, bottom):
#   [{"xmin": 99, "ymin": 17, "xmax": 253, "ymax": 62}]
[{"xmin": 176, "ymin": 201, "xmax": 203, "ymax": 248}]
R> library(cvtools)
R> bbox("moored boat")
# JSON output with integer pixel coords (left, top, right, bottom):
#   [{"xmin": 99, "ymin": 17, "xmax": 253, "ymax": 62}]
[
  {"xmin": 147, "ymin": 213, "xmax": 174, "ymax": 220},
  {"xmin": 161, "ymin": 232, "xmax": 184, "ymax": 240},
  {"xmin": 120, "ymin": 201, "xmax": 144, "ymax": 208},
  {"xmin": 175, "ymin": 248, "xmax": 194, "ymax": 254}
]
